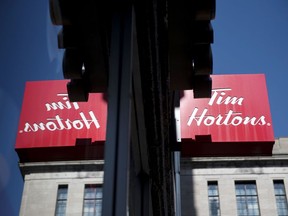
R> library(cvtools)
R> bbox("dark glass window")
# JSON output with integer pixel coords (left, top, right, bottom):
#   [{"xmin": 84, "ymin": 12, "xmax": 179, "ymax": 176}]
[
  {"xmin": 55, "ymin": 185, "xmax": 68, "ymax": 216},
  {"xmin": 235, "ymin": 181, "xmax": 260, "ymax": 216},
  {"xmin": 208, "ymin": 181, "xmax": 221, "ymax": 216},
  {"xmin": 274, "ymin": 180, "xmax": 288, "ymax": 216},
  {"xmin": 83, "ymin": 184, "xmax": 102, "ymax": 216}
]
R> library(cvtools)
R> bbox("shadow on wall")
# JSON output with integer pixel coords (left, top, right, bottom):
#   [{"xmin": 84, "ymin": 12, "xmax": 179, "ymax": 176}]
[
  {"xmin": 177, "ymin": 91, "xmax": 197, "ymax": 216},
  {"xmin": 180, "ymin": 168, "xmax": 197, "ymax": 216}
]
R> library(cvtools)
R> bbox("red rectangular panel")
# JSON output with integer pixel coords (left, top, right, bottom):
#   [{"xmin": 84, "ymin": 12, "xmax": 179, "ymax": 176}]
[
  {"xmin": 180, "ymin": 74, "xmax": 274, "ymax": 156},
  {"xmin": 15, "ymin": 80, "xmax": 107, "ymax": 151}
]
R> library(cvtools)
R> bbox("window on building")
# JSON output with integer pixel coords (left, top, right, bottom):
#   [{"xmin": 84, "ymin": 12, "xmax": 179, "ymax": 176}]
[
  {"xmin": 235, "ymin": 181, "xmax": 260, "ymax": 216},
  {"xmin": 208, "ymin": 181, "xmax": 221, "ymax": 216},
  {"xmin": 83, "ymin": 184, "xmax": 103, "ymax": 216},
  {"xmin": 55, "ymin": 185, "xmax": 68, "ymax": 216},
  {"xmin": 274, "ymin": 180, "xmax": 288, "ymax": 216}
]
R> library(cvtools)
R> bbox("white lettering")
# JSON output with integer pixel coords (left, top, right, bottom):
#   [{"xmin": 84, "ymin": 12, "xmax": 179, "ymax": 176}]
[
  {"xmin": 187, "ymin": 108, "xmax": 268, "ymax": 127},
  {"xmin": 45, "ymin": 94, "xmax": 79, "ymax": 111},
  {"xmin": 46, "ymin": 122, "xmax": 57, "ymax": 131},
  {"xmin": 24, "ymin": 122, "xmax": 45, "ymax": 132},
  {"xmin": 20, "ymin": 92, "xmax": 103, "ymax": 134},
  {"xmin": 80, "ymin": 111, "xmax": 100, "ymax": 129},
  {"xmin": 72, "ymin": 120, "xmax": 84, "ymax": 129},
  {"xmin": 186, "ymin": 87, "xmax": 270, "ymax": 128},
  {"xmin": 208, "ymin": 88, "xmax": 244, "ymax": 106},
  {"xmin": 21, "ymin": 111, "xmax": 101, "ymax": 133}
]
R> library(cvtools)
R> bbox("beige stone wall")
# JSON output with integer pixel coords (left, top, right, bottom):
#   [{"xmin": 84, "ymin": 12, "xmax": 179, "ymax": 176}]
[
  {"xmin": 19, "ymin": 171, "xmax": 103, "ymax": 216},
  {"xmin": 273, "ymin": 137, "xmax": 288, "ymax": 155},
  {"xmin": 19, "ymin": 138, "xmax": 288, "ymax": 216},
  {"xmin": 181, "ymin": 138, "xmax": 288, "ymax": 216},
  {"xmin": 181, "ymin": 164, "xmax": 288, "ymax": 216}
]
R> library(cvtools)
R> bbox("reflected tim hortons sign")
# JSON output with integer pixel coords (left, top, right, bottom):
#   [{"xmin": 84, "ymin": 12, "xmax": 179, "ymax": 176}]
[
  {"xmin": 180, "ymin": 74, "xmax": 275, "ymax": 156},
  {"xmin": 15, "ymin": 80, "xmax": 107, "ymax": 162}
]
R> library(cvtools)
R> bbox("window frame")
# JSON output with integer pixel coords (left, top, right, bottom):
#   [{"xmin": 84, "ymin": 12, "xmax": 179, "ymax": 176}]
[
  {"xmin": 82, "ymin": 184, "xmax": 103, "ymax": 216},
  {"xmin": 55, "ymin": 184, "xmax": 68, "ymax": 216},
  {"xmin": 207, "ymin": 181, "xmax": 221, "ymax": 216},
  {"xmin": 235, "ymin": 181, "xmax": 260, "ymax": 216},
  {"xmin": 274, "ymin": 180, "xmax": 288, "ymax": 216}
]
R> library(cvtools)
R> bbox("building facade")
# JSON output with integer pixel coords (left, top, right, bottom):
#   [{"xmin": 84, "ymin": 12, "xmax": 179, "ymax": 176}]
[
  {"xmin": 19, "ymin": 161, "xmax": 104, "ymax": 216},
  {"xmin": 181, "ymin": 137, "xmax": 288, "ymax": 216},
  {"xmin": 18, "ymin": 138, "xmax": 288, "ymax": 216}
]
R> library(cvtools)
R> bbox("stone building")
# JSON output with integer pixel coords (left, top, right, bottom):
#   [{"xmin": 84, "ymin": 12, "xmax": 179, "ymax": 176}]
[{"xmin": 18, "ymin": 138, "xmax": 288, "ymax": 216}]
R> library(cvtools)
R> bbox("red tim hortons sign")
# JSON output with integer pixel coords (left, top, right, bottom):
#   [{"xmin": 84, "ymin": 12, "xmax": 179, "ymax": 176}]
[
  {"xmin": 15, "ymin": 80, "xmax": 107, "ymax": 162},
  {"xmin": 180, "ymin": 74, "xmax": 275, "ymax": 157}
]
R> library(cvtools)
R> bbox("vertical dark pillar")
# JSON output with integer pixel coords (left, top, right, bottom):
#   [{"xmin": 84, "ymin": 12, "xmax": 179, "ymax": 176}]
[{"xmin": 102, "ymin": 5, "xmax": 135, "ymax": 216}]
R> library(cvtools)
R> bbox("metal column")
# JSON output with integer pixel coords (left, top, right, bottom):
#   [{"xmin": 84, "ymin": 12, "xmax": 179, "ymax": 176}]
[
  {"xmin": 102, "ymin": 5, "xmax": 135, "ymax": 216},
  {"xmin": 174, "ymin": 92, "xmax": 182, "ymax": 216}
]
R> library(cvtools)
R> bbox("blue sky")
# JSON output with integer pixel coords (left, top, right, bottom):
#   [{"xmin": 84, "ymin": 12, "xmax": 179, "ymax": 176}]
[
  {"xmin": 213, "ymin": 1, "xmax": 288, "ymax": 138},
  {"xmin": 0, "ymin": 1, "xmax": 288, "ymax": 215}
]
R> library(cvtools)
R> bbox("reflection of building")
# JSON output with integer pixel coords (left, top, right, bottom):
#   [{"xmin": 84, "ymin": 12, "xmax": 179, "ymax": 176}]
[
  {"xmin": 18, "ymin": 138, "xmax": 288, "ymax": 215},
  {"xmin": 19, "ymin": 160, "xmax": 104, "ymax": 215}
]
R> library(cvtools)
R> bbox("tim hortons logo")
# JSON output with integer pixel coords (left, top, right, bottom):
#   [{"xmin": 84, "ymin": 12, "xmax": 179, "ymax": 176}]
[
  {"xmin": 187, "ymin": 88, "xmax": 271, "ymax": 127},
  {"xmin": 19, "ymin": 94, "xmax": 100, "ymax": 133}
]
